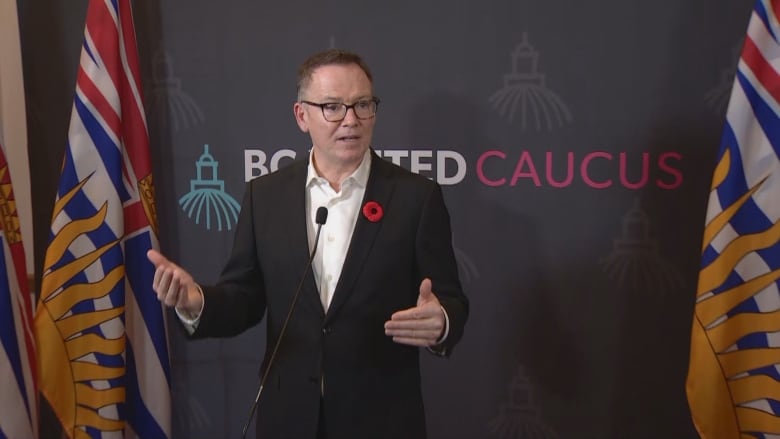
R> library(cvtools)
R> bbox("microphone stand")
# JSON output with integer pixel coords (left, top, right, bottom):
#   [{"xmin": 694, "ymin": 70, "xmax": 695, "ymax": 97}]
[{"xmin": 241, "ymin": 207, "xmax": 328, "ymax": 439}]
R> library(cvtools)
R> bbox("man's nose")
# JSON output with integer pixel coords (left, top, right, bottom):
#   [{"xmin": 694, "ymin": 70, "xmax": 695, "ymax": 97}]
[{"xmin": 341, "ymin": 106, "xmax": 359, "ymax": 125}]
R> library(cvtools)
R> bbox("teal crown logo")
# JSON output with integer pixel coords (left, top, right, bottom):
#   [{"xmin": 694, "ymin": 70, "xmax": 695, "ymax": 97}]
[{"xmin": 179, "ymin": 144, "xmax": 241, "ymax": 231}]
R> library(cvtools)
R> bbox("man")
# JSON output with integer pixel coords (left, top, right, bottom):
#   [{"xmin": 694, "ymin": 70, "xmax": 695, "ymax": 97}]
[{"xmin": 148, "ymin": 49, "xmax": 468, "ymax": 439}]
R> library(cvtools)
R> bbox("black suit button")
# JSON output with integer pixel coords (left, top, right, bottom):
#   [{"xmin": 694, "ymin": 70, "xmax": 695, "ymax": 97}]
[{"xmin": 322, "ymin": 326, "xmax": 332, "ymax": 334}]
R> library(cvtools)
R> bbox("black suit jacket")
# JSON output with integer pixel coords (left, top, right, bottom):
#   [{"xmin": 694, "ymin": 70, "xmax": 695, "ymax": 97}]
[{"xmin": 194, "ymin": 151, "xmax": 468, "ymax": 439}]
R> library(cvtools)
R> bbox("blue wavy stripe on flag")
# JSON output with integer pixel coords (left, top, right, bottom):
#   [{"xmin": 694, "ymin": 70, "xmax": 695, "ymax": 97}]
[
  {"xmin": 67, "ymin": 92, "xmax": 131, "ymax": 202},
  {"xmin": 756, "ymin": 0, "xmax": 780, "ymax": 43},
  {"xmin": 125, "ymin": 232, "xmax": 171, "ymax": 378},
  {"xmin": 82, "ymin": 37, "xmax": 98, "ymax": 67},
  {"xmin": 125, "ymin": 340, "xmax": 169, "ymax": 438},
  {"xmin": 736, "ymin": 66, "xmax": 780, "ymax": 159}
]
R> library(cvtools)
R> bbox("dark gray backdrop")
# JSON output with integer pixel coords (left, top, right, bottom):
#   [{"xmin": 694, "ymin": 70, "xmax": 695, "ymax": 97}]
[{"xmin": 19, "ymin": 1, "xmax": 752, "ymax": 437}]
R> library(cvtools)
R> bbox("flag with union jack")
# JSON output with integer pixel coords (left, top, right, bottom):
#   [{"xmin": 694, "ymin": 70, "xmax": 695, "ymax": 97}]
[
  {"xmin": 33, "ymin": 0, "xmax": 171, "ymax": 437},
  {"xmin": 687, "ymin": 0, "xmax": 780, "ymax": 437},
  {"xmin": 0, "ymin": 144, "xmax": 37, "ymax": 439},
  {"xmin": 0, "ymin": 1, "xmax": 37, "ymax": 437}
]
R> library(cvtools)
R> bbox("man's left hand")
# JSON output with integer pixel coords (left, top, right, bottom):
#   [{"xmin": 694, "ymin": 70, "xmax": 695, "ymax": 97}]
[{"xmin": 384, "ymin": 278, "xmax": 445, "ymax": 347}]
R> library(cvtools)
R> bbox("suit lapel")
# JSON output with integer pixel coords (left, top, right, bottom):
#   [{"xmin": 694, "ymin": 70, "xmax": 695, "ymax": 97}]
[
  {"xmin": 325, "ymin": 152, "xmax": 395, "ymax": 322},
  {"xmin": 283, "ymin": 159, "xmax": 326, "ymax": 318}
]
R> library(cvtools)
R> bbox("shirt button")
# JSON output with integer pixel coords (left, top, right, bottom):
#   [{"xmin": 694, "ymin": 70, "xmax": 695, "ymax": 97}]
[
  {"xmin": 327, "ymin": 274, "xmax": 333, "ymax": 281},
  {"xmin": 327, "ymin": 235, "xmax": 335, "ymax": 242}
]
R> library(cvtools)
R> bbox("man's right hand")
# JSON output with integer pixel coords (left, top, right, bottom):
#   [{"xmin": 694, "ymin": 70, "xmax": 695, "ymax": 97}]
[{"xmin": 147, "ymin": 249, "xmax": 203, "ymax": 317}]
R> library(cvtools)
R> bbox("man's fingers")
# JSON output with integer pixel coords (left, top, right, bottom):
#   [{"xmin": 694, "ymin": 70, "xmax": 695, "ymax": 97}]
[
  {"xmin": 166, "ymin": 278, "xmax": 181, "ymax": 305},
  {"xmin": 385, "ymin": 319, "xmax": 441, "ymax": 331},
  {"xmin": 385, "ymin": 313, "xmax": 443, "ymax": 344},
  {"xmin": 147, "ymin": 250, "xmax": 199, "ymax": 313},
  {"xmin": 156, "ymin": 270, "xmax": 171, "ymax": 297},
  {"xmin": 146, "ymin": 249, "xmax": 167, "ymax": 266},
  {"xmin": 417, "ymin": 278, "xmax": 433, "ymax": 304},
  {"xmin": 385, "ymin": 294, "xmax": 446, "ymax": 347},
  {"xmin": 152, "ymin": 266, "xmax": 163, "ymax": 292},
  {"xmin": 385, "ymin": 327, "xmax": 441, "ymax": 339},
  {"xmin": 390, "ymin": 308, "xmax": 421, "ymax": 321},
  {"xmin": 390, "ymin": 302, "xmax": 441, "ymax": 321}
]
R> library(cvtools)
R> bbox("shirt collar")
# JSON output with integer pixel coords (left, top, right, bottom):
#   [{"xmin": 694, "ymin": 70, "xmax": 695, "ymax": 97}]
[{"xmin": 306, "ymin": 148, "xmax": 372, "ymax": 189}]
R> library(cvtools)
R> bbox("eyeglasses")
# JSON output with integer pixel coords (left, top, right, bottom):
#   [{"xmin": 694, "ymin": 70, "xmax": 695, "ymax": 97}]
[{"xmin": 300, "ymin": 97, "xmax": 380, "ymax": 122}]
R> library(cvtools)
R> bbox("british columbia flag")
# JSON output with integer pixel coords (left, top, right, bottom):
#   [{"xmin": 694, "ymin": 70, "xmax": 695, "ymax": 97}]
[
  {"xmin": 0, "ymin": 0, "xmax": 37, "ymax": 437},
  {"xmin": 0, "ymin": 144, "xmax": 37, "ymax": 439},
  {"xmin": 33, "ymin": 0, "xmax": 171, "ymax": 437},
  {"xmin": 687, "ymin": 0, "xmax": 780, "ymax": 437}
]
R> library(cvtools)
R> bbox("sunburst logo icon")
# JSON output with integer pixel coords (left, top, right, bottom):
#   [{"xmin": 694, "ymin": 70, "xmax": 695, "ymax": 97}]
[
  {"xmin": 488, "ymin": 366, "xmax": 558, "ymax": 438},
  {"xmin": 147, "ymin": 49, "xmax": 205, "ymax": 132},
  {"xmin": 600, "ymin": 199, "xmax": 684, "ymax": 294},
  {"xmin": 179, "ymin": 144, "xmax": 241, "ymax": 231},
  {"xmin": 489, "ymin": 33, "xmax": 572, "ymax": 131}
]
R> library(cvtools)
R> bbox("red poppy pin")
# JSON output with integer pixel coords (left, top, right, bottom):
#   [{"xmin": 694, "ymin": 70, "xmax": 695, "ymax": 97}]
[{"xmin": 362, "ymin": 201, "xmax": 383, "ymax": 222}]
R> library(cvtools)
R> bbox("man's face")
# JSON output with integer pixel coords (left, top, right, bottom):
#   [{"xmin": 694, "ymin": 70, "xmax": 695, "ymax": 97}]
[{"xmin": 293, "ymin": 63, "xmax": 376, "ymax": 172}]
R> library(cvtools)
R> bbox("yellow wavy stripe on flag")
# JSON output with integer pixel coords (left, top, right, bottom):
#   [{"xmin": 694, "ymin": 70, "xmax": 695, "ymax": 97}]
[
  {"xmin": 708, "ymin": 309, "xmax": 780, "ymax": 352},
  {"xmin": 72, "ymin": 361, "xmax": 124, "ymax": 381},
  {"xmin": 74, "ymin": 428, "xmax": 91, "ymax": 439},
  {"xmin": 75, "ymin": 383, "xmax": 126, "ymax": 409},
  {"xmin": 736, "ymin": 406, "xmax": 780, "ymax": 434},
  {"xmin": 75, "ymin": 406, "xmax": 124, "ymax": 431},
  {"xmin": 45, "ymin": 265, "xmax": 124, "ymax": 318},
  {"xmin": 35, "ymin": 303, "xmax": 77, "ymax": 433},
  {"xmin": 65, "ymin": 333, "xmax": 124, "ymax": 360},
  {"xmin": 696, "ymin": 268, "xmax": 780, "ymax": 327},
  {"xmin": 699, "ymin": 180, "xmax": 762, "ymax": 261},
  {"xmin": 687, "ymin": 316, "xmax": 741, "ymax": 437},
  {"xmin": 728, "ymin": 374, "xmax": 780, "ymax": 405},
  {"xmin": 711, "ymin": 149, "xmax": 731, "ymax": 190},
  {"xmin": 699, "ymin": 220, "xmax": 780, "ymax": 297},
  {"xmin": 41, "ymin": 242, "xmax": 119, "ymax": 308},
  {"xmin": 42, "ymin": 177, "xmax": 90, "ymax": 265},
  {"xmin": 719, "ymin": 348, "xmax": 780, "ymax": 378},
  {"xmin": 41, "ymin": 238, "xmax": 118, "ymax": 304},
  {"xmin": 57, "ymin": 307, "xmax": 124, "ymax": 339}
]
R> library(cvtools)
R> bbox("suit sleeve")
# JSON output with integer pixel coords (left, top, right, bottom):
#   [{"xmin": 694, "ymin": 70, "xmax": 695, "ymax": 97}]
[
  {"xmin": 415, "ymin": 182, "xmax": 469, "ymax": 356},
  {"xmin": 192, "ymin": 181, "xmax": 267, "ymax": 338}
]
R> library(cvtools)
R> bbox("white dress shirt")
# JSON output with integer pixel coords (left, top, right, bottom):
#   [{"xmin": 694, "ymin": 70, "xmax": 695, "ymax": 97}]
[{"xmin": 305, "ymin": 148, "xmax": 371, "ymax": 311}]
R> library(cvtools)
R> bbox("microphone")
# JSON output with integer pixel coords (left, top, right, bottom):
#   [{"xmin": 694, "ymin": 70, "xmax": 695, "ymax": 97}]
[{"xmin": 241, "ymin": 206, "xmax": 328, "ymax": 439}]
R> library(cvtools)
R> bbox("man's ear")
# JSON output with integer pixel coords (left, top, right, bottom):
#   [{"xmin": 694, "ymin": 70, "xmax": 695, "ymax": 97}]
[{"xmin": 293, "ymin": 102, "xmax": 308, "ymax": 132}]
